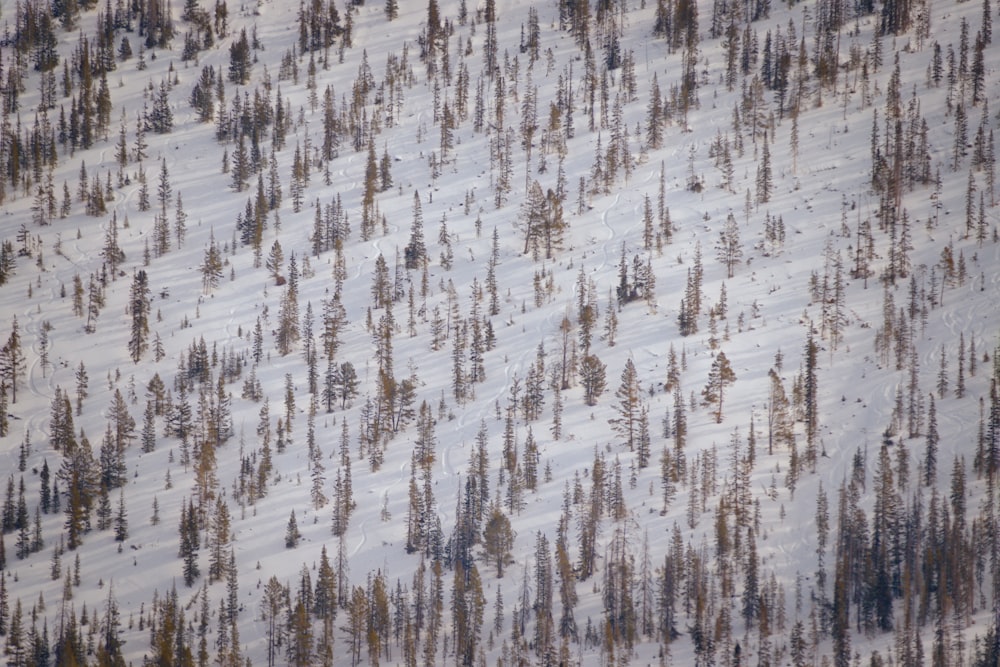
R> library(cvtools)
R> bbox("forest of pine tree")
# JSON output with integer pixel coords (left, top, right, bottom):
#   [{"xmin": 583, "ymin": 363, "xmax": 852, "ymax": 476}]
[{"xmin": 0, "ymin": 0, "xmax": 999, "ymax": 664}]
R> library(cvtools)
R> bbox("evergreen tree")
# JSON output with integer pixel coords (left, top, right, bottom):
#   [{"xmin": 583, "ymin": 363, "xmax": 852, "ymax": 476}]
[
  {"xmin": 285, "ymin": 509, "xmax": 301, "ymax": 548},
  {"xmin": 150, "ymin": 80, "xmax": 174, "ymax": 133},
  {"xmin": 609, "ymin": 358, "xmax": 642, "ymax": 450},
  {"xmin": 265, "ymin": 240, "xmax": 284, "ymax": 285},
  {"xmin": 702, "ymin": 351, "xmax": 737, "ymax": 423},
  {"xmin": 207, "ymin": 497, "xmax": 232, "ymax": 583},
  {"xmin": 127, "ymin": 269, "xmax": 151, "ymax": 362},
  {"xmin": 113, "ymin": 489, "xmax": 128, "ymax": 542},
  {"xmin": 179, "ymin": 498, "xmax": 201, "ymax": 586},
  {"xmin": 200, "ymin": 229, "xmax": 224, "ymax": 293},
  {"xmin": 61, "ymin": 433, "xmax": 99, "ymax": 550},
  {"xmin": 261, "ymin": 576, "xmax": 287, "ymax": 667},
  {"xmin": 716, "ymin": 212, "xmax": 743, "ymax": 278},
  {"xmin": 483, "ymin": 505, "xmax": 515, "ymax": 577},
  {"xmin": 228, "ymin": 28, "xmax": 252, "ymax": 84},
  {"xmin": 802, "ymin": 329, "xmax": 820, "ymax": 467},
  {"xmin": 276, "ymin": 254, "xmax": 301, "ymax": 355},
  {"xmin": 314, "ymin": 544, "xmax": 337, "ymax": 619},
  {"xmin": 0, "ymin": 318, "xmax": 26, "ymax": 404},
  {"xmin": 756, "ymin": 132, "xmax": 772, "ymax": 204}
]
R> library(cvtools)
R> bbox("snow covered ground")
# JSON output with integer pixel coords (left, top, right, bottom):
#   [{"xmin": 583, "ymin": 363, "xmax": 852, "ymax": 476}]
[{"xmin": 1, "ymin": 0, "xmax": 999, "ymax": 663}]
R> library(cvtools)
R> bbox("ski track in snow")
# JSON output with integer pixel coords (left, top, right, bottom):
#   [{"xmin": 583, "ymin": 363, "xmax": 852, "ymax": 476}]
[
  {"xmin": 224, "ymin": 306, "xmax": 237, "ymax": 339},
  {"xmin": 596, "ymin": 191, "xmax": 621, "ymax": 273},
  {"xmin": 22, "ymin": 277, "xmax": 60, "ymax": 449},
  {"xmin": 352, "ymin": 515, "xmax": 367, "ymax": 557}
]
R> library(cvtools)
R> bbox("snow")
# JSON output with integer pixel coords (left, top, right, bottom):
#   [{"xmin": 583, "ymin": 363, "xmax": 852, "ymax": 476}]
[{"xmin": 0, "ymin": 0, "xmax": 998, "ymax": 663}]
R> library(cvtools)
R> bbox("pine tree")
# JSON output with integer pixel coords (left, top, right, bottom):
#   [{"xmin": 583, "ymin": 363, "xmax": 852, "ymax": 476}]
[
  {"xmin": 157, "ymin": 157, "xmax": 172, "ymax": 217},
  {"xmin": 937, "ymin": 343, "xmax": 949, "ymax": 398},
  {"xmin": 404, "ymin": 192, "xmax": 427, "ymax": 269},
  {"xmin": 521, "ymin": 181, "xmax": 566, "ymax": 259},
  {"xmin": 127, "ymin": 269, "xmax": 151, "ymax": 362},
  {"xmin": 802, "ymin": 329, "xmax": 820, "ymax": 467},
  {"xmin": 0, "ymin": 382, "xmax": 6, "ymax": 439},
  {"xmin": 190, "ymin": 65, "xmax": 216, "ymax": 123},
  {"xmin": 924, "ymin": 394, "xmax": 939, "ymax": 486},
  {"xmin": 0, "ymin": 318, "xmax": 27, "ymax": 404},
  {"xmin": 287, "ymin": 595, "xmax": 314, "ymax": 667},
  {"xmin": 483, "ymin": 505, "xmax": 515, "ymax": 577},
  {"xmin": 637, "ymin": 406, "xmax": 652, "ymax": 468},
  {"xmin": 231, "ymin": 134, "xmax": 250, "ymax": 192},
  {"xmin": 113, "ymin": 489, "xmax": 128, "ymax": 542},
  {"xmin": 150, "ymin": 80, "xmax": 174, "ymax": 133},
  {"xmin": 285, "ymin": 509, "xmax": 301, "ymax": 548},
  {"xmin": 702, "ymin": 351, "xmax": 737, "ymax": 423},
  {"xmin": 314, "ymin": 544, "xmax": 337, "ymax": 619},
  {"xmin": 61, "ymin": 433, "xmax": 99, "ymax": 550},
  {"xmin": 438, "ymin": 215, "xmax": 454, "ymax": 270},
  {"xmin": 265, "ymin": 240, "xmax": 284, "ymax": 285},
  {"xmin": 136, "ymin": 162, "xmax": 151, "ymax": 211},
  {"xmin": 200, "ymin": 229, "xmax": 224, "ymax": 293},
  {"xmin": 101, "ymin": 212, "xmax": 124, "ymax": 276},
  {"xmin": 609, "ymin": 358, "xmax": 642, "ymax": 450},
  {"xmin": 452, "ymin": 559, "xmax": 486, "ymax": 666},
  {"xmin": 879, "ymin": 0, "xmax": 914, "ymax": 35},
  {"xmin": 206, "ymin": 498, "xmax": 231, "ymax": 584},
  {"xmin": 6, "ymin": 598, "xmax": 25, "ymax": 666},
  {"xmin": 646, "ymin": 74, "xmax": 664, "ymax": 150},
  {"xmin": 227, "ymin": 28, "xmax": 252, "ymax": 84},
  {"xmin": 261, "ymin": 576, "xmax": 288, "ymax": 667},
  {"xmin": 179, "ymin": 498, "xmax": 200, "ymax": 586},
  {"xmin": 716, "ymin": 212, "xmax": 743, "ymax": 278},
  {"xmin": 580, "ymin": 354, "xmax": 607, "ymax": 406},
  {"xmin": 831, "ymin": 490, "xmax": 852, "ymax": 667},
  {"xmin": 756, "ymin": 131, "xmax": 772, "ymax": 204},
  {"xmin": 2, "ymin": 475, "xmax": 16, "ymax": 532},
  {"xmin": 174, "ymin": 192, "xmax": 187, "ymax": 247}
]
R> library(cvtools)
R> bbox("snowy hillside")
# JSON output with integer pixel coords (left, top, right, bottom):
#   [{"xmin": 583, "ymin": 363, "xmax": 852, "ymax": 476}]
[{"xmin": 0, "ymin": 0, "xmax": 999, "ymax": 663}]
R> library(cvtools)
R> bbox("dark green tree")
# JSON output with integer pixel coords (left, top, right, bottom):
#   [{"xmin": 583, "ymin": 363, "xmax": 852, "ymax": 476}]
[{"xmin": 228, "ymin": 28, "xmax": 252, "ymax": 84}]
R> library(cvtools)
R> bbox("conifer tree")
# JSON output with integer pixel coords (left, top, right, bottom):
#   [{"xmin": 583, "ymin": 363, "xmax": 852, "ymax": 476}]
[
  {"xmin": 127, "ymin": 269, "xmax": 151, "ymax": 362},
  {"xmin": 802, "ymin": 329, "xmax": 820, "ymax": 467},
  {"xmin": 924, "ymin": 394, "xmax": 939, "ymax": 486},
  {"xmin": 228, "ymin": 28, "xmax": 252, "ymax": 84},
  {"xmin": 157, "ymin": 158, "xmax": 172, "ymax": 217},
  {"xmin": 61, "ymin": 433, "xmax": 99, "ymax": 550},
  {"xmin": 261, "ymin": 576, "xmax": 288, "ymax": 667},
  {"xmin": 438, "ymin": 214, "xmax": 454, "ymax": 270},
  {"xmin": 609, "ymin": 358, "xmax": 642, "ymax": 450},
  {"xmin": 404, "ymin": 192, "xmax": 427, "ymax": 269},
  {"xmin": 767, "ymin": 369, "xmax": 794, "ymax": 455},
  {"xmin": 113, "ymin": 489, "xmax": 128, "ymax": 542},
  {"xmin": 637, "ymin": 406, "xmax": 652, "ymax": 468},
  {"xmin": 579, "ymin": 354, "xmax": 606, "ymax": 406},
  {"xmin": 179, "ymin": 498, "xmax": 200, "ymax": 586},
  {"xmin": 150, "ymin": 80, "xmax": 174, "ymax": 133},
  {"xmin": 716, "ymin": 212, "xmax": 743, "ymax": 278},
  {"xmin": 756, "ymin": 132, "xmax": 772, "ymax": 204},
  {"xmin": 483, "ymin": 504, "xmax": 515, "ymax": 578},
  {"xmin": 0, "ymin": 318, "xmax": 26, "ymax": 404},
  {"xmin": 200, "ymin": 230, "xmax": 224, "ymax": 293},
  {"xmin": 702, "ymin": 351, "xmax": 737, "ymax": 423},
  {"xmin": 937, "ymin": 344, "xmax": 949, "ymax": 398},
  {"xmin": 174, "ymin": 192, "xmax": 187, "ymax": 248},
  {"xmin": 265, "ymin": 240, "xmax": 284, "ymax": 285},
  {"xmin": 136, "ymin": 162, "xmax": 151, "ymax": 212},
  {"xmin": 450, "ymin": 558, "xmax": 485, "ymax": 665},
  {"xmin": 285, "ymin": 509, "xmax": 301, "ymax": 548}
]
